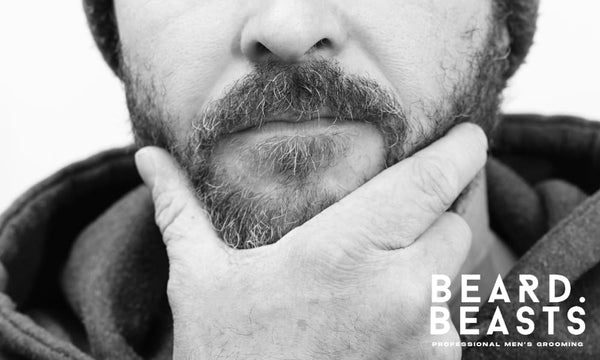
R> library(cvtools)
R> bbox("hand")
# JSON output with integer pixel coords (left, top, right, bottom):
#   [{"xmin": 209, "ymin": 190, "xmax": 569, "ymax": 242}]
[{"xmin": 135, "ymin": 123, "xmax": 487, "ymax": 359}]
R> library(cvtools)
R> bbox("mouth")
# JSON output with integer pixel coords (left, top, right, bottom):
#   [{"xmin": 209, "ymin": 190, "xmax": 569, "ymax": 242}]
[{"xmin": 228, "ymin": 110, "xmax": 339, "ymax": 134}]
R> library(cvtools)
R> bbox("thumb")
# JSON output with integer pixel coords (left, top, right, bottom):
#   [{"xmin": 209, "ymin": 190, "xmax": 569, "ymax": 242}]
[{"xmin": 135, "ymin": 146, "xmax": 227, "ymax": 259}]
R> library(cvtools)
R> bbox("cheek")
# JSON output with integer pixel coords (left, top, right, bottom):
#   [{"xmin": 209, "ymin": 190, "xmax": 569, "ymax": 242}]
[
  {"xmin": 115, "ymin": 0, "xmax": 250, "ymax": 138},
  {"xmin": 115, "ymin": 0, "xmax": 493, "ymax": 143},
  {"xmin": 340, "ymin": 0, "xmax": 493, "ymax": 114}
]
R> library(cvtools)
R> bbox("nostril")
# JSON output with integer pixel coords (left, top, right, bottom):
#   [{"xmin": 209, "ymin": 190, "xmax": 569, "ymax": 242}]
[
  {"xmin": 314, "ymin": 38, "xmax": 332, "ymax": 49},
  {"xmin": 252, "ymin": 42, "xmax": 271, "ymax": 58},
  {"xmin": 243, "ymin": 36, "xmax": 336, "ymax": 63}
]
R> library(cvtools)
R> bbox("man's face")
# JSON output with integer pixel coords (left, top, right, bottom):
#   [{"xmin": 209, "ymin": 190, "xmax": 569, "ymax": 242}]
[{"xmin": 114, "ymin": 0, "xmax": 508, "ymax": 248}]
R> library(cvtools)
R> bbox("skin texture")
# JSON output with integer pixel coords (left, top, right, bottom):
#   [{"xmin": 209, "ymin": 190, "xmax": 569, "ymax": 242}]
[
  {"xmin": 113, "ymin": 0, "xmax": 507, "ymax": 357},
  {"xmin": 115, "ymin": 0, "xmax": 494, "ymax": 140},
  {"xmin": 136, "ymin": 123, "xmax": 488, "ymax": 359},
  {"xmin": 116, "ymin": 0, "xmax": 508, "ymax": 248}
]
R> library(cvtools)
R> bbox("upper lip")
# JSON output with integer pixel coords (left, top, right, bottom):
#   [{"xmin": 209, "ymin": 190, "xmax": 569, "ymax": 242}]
[{"xmin": 228, "ymin": 110, "xmax": 336, "ymax": 134}]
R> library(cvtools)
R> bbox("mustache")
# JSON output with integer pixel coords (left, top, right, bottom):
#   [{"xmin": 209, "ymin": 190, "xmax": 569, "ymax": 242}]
[{"xmin": 189, "ymin": 59, "xmax": 407, "ymax": 154}]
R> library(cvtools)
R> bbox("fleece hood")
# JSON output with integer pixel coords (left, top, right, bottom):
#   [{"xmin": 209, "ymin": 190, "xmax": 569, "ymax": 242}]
[{"xmin": 1, "ymin": 114, "xmax": 600, "ymax": 359}]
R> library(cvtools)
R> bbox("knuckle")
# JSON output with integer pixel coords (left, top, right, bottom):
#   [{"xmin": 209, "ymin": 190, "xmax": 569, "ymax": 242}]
[
  {"xmin": 290, "ymin": 232, "xmax": 380, "ymax": 285},
  {"xmin": 166, "ymin": 275, "xmax": 195, "ymax": 310},
  {"xmin": 347, "ymin": 220, "xmax": 392, "ymax": 250},
  {"xmin": 304, "ymin": 205, "xmax": 391, "ymax": 251},
  {"xmin": 411, "ymin": 156, "xmax": 459, "ymax": 212},
  {"xmin": 311, "ymin": 237, "xmax": 364, "ymax": 270},
  {"xmin": 152, "ymin": 189, "xmax": 189, "ymax": 236}
]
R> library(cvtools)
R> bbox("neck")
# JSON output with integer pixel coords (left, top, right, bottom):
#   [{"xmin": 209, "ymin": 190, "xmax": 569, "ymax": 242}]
[{"xmin": 448, "ymin": 171, "xmax": 516, "ymax": 318}]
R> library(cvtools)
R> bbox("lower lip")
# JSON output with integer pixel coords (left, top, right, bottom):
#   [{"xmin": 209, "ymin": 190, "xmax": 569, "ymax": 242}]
[{"xmin": 234, "ymin": 118, "xmax": 339, "ymax": 135}]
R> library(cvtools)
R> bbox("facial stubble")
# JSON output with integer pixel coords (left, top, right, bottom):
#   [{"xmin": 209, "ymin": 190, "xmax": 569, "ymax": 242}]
[{"xmin": 123, "ymin": 25, "xmax": 508, "ymax": 249}]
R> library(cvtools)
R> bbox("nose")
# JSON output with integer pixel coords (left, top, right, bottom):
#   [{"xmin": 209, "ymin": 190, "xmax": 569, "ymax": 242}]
[{"xmin": 240, "ymin": 1, "xmax": 346, "ymax": 63}]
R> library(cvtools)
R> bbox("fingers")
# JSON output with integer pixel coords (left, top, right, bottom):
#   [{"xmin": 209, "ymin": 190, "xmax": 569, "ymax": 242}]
[
  {"xmin": 305, "ymin": 122, "xmax": 486, "ymax": 250},
  {"xmin": 135, "ymin": 147, "xmax": 227, "ymax": 258},
  {"xmin": 407, "ymin": 212, "xmax": 472, "ymax": 281}
]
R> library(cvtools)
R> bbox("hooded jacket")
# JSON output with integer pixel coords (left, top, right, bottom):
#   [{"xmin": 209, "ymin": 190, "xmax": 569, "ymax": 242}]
[{"xmin": 0, "ymin": 114, "xmax": 599, "ymax": 359}]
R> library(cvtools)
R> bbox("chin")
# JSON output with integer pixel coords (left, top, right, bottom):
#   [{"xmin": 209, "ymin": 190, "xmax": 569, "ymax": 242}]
[
  {"xmin": 199, "ymin": 170, "xmax": 345, "ymax": 249},
  {"xmin": 198, "ymin": 124, "xmax": 387, "ymax": 248}
]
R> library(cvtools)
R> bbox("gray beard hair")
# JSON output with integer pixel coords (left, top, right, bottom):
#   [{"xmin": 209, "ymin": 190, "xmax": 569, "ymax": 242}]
[
  {"xmin": 196, "ymin": 132, "xmax": 355, "ymax": 248},
  {"xmin": 123, "ymin": 24, "xmax": 508, "ymax": 249},
  {"xmin": 245, "ymin": 133, "xmax": 352, "ymax": 183}
]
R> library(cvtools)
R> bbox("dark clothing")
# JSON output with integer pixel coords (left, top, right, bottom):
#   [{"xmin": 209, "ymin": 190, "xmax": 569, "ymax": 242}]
[{"xmin": 0, "ymin": 114, "xmax": 599, "ymax": 359}]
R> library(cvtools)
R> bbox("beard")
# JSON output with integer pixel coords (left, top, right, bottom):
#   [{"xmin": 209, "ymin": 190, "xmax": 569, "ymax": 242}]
[{"xmin": 122, "ymin": 26, "xmax": 508, "ymax": 249}]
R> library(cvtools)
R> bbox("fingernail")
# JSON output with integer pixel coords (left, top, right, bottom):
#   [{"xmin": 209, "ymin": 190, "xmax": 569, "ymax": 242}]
[{"xmin": 135, "ymin": 148, "xmax": 157, "ymax": 188}]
